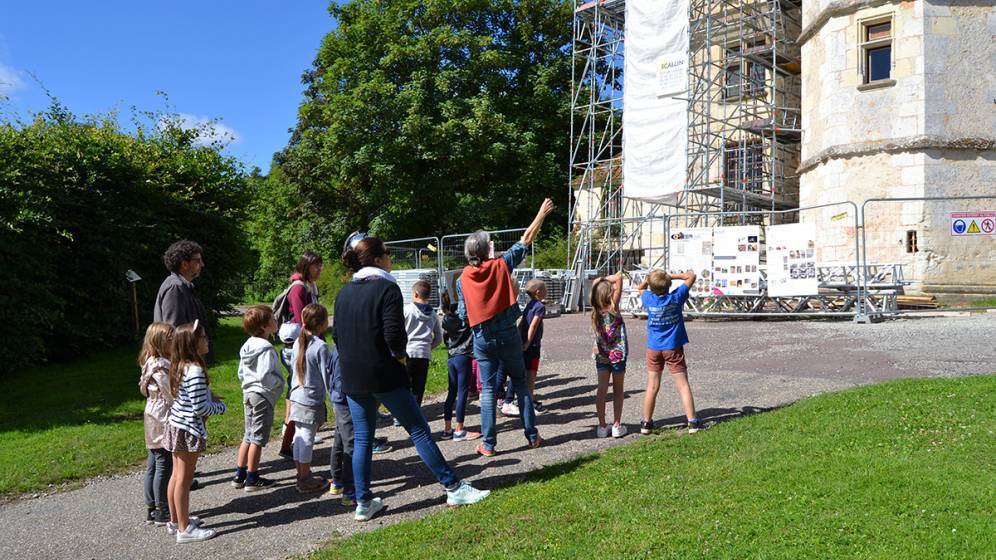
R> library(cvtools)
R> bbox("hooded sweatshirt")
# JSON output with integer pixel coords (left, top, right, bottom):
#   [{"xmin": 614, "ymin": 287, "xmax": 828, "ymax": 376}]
[
  {"xmin": 404, "ymin": 302, "xmax": 443, "ymax": 359},
  {"xmin": 290, "ymin": 335, "xmax": 331, "ymax": 409},
  {"xmin": 441, "ymin": 313, "xmax": 473, "ymax": 357},
  {"xmin": 237, "ymin": 336, "xmax": 284, "ymax": 407}
]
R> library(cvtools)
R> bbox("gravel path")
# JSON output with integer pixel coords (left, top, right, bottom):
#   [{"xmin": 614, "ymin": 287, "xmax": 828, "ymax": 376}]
[{"xmin": 2, "ymin": 313, "xmax": 994, "ymax": 559}]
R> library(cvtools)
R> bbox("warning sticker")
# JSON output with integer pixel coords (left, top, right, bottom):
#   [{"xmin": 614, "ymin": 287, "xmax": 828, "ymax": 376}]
[{"xmin": 951, "ymin": 211, "xmax": 996, "ymax": 236}]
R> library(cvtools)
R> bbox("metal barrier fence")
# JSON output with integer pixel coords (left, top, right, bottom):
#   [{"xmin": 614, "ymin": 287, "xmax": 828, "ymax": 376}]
[
  {"xmin": 384, "ymin": 236, "xmax": 441, "ymax": 306},
  {"xmin": 857, "ymin": 195, "xmax": 996, "ymax": 322},
  {"xmin": 383, "ymin": 194, "xmax": 995, "ymax": 321}
]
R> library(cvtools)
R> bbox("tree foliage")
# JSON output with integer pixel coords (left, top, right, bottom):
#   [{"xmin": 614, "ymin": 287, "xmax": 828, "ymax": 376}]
[
  {"xmin": 0, "ymin": 103, "xmax": 251, "ymax": 372},
  {"xmin": 263, "ymin": 0, "xmax": 572, "ymax": 284}
]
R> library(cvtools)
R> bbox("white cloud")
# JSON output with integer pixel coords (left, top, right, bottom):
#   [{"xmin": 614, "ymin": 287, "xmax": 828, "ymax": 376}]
[
  {"xmin": 159, "ymin": 113, "xmax": 242, "ymax": 147},
  {"xmin": 0, "ymin": 62, "xmax": 24, "ymax": 99}
]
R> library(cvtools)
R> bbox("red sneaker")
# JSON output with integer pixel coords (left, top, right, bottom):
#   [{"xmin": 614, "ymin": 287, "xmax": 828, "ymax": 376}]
[{"xmin": 476, "ymin": 444, "xmax": 495, "ymax": 457}]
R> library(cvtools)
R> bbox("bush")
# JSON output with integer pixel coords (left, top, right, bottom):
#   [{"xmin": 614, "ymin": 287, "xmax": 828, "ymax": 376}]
[
  {"xmin": 532, "ymin": 234, "xmax": 572, "ymax": 270},
  {"xmin": 0, "ymin": 104, "xmax": 251, "ymax": 373}
]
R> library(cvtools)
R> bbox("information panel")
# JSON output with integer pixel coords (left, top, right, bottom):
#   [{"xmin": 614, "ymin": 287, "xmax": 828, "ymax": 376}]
[
  {"xmin": 711, "ymin": 226, "xmax": 761, "ymax": 296},
  {"xmin": 766, "ymin": 223, "xmax": 819, "ymax": 297},
  {"xmin": 667, "ymin": 227, "xmax": 713, "ymax": 297}
]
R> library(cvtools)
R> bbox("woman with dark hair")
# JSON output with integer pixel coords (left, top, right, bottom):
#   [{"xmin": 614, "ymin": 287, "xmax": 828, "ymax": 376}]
[
  {"xmin": 333, "ymin": 236, "xmax": 489, "ymax": 521},
  {"xmin": 277, "ymin": 251, "xmax": 323, "ymax": 459}
]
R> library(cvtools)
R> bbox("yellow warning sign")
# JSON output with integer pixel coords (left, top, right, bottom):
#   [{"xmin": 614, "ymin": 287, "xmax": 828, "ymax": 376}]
[{"xmin": 968, "ymin": 220, "xmax": 981, "ymax": 234}]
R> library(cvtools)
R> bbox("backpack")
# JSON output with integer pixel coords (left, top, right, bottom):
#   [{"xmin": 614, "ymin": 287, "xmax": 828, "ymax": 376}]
[{"xmin": 272, "ymin": 280, "xmax": 306, "ymax": 325}]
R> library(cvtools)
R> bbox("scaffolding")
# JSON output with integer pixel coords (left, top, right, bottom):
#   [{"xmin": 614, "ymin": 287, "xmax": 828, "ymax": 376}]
[{"xmin": 566, "ymin": 0, "xmax": 804, "ymax": 310}]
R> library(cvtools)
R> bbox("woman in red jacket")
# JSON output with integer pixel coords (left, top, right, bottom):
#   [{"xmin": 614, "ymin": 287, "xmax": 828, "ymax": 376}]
[{"xmin": 278, "ymin": 252, "xmax": 323, "ymax": 459}]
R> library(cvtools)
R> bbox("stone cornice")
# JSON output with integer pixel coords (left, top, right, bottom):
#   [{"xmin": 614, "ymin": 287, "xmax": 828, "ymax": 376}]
[
  {"xmin": 798, "ymin": 135, "xmax": 996, "ymax": 173},
  {"xmin": 798, "ymin": 0, "xmax": 897, "ymax": 44}
]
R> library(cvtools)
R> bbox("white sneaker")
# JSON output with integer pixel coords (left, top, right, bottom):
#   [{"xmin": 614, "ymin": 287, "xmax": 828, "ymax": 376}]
[
  {"xmin": 176, "ymin": 525, "xmax": 216, "ymax": 544},
  {"xmin": 500, "ymin": 403, "xmax": 520, "ymax": 417},
  {"xmin": 165, "ymin": 516, "xmax": 202, "ymax": 535},
  {"xmin": 596, "ymin": 425, "xmax": 610, "ymax": 438},
  {"xmin": 446, "ymin": 481, "xmax": 491, "ymax": 506},
  {"xmin": 612, "ymin": 424, "xmax": 628, "ymax": 438},
  {"xmin": 354, "ymin": 497, "xmax": 385, "ymax": 521}
]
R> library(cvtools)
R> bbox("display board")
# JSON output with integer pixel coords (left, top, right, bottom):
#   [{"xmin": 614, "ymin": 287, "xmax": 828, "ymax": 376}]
[
  {"xmin": 711, "ymin": 226, "xmax": 761, "ymax": 296},
  {"xmin": 622, "ymin": 0, "xmax": 688, "ymax": 203},
  {"xmin": 766, "ymin": 223, "xmax": 818, "ymax": 297},
  {"xmin": 667, "ymin": 227, "xmax": 713, "ymax": 297}
]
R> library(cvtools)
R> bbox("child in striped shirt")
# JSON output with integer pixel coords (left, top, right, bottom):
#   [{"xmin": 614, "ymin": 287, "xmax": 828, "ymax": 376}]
[{"xmin": 165, "ymin": 320, "xmax": 226, "ymax": 544}]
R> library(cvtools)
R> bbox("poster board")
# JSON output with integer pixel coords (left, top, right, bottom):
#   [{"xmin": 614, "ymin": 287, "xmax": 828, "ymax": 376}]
[
  {"xmin": 667, "ymin": 227, "xmax": 713, "ymax": 297},
  {"xmin": 766, "ymin": 223, "xmax": 818, "ymax": 296},
  {"xmin": 711, "ymin": 226, "xmax": 761, "ymax": 296}
]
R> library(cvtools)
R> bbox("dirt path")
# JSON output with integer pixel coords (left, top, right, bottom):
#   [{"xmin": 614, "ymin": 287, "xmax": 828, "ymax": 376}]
[{"xmin": 2, "ymin": 313, "xmax": 994, "ymax": 559}]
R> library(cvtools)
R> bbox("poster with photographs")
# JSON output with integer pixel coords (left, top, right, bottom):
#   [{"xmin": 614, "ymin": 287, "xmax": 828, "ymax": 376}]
[
  {"xmin": 766, "ymin": 223, "xmax": 818, "ymax": 296},
  {"xmin": 711, "ymin": 225, "xmax": 761, "ymax": 296},
  {"xmin": 667, "ymin": 227, "xmax": 714, "ymax": 297}
]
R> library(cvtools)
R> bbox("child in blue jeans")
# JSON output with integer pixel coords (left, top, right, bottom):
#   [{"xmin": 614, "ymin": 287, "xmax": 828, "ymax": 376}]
[
  {"xmin": 440, "ymin": 292, "xmax": 482, "ymax": 442},
  {"xmin": 325, "ymin": 345, "xmax": 356, "ymax": 505},
  {"xmin": 638, "ymin": 269, "xmax": 701, "ymax": 435}
]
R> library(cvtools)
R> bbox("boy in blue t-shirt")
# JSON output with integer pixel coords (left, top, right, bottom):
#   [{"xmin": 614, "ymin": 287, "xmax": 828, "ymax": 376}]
[{"xmin": 638, "ymin": 269, "xmax": 702, "ymax": 435}]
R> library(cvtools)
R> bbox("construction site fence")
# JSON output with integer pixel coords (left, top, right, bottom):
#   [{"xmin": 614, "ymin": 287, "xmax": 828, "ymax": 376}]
[{"xmin": 383, "ymin": 195, "xmax": 995, "ymax": 320}]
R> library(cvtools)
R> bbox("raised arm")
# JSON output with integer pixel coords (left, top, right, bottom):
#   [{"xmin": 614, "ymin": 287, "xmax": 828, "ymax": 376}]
[
  {"xmin": 520, "ymin": 199, "xmax": 555, "ymax": 246},
  {"xmin": 669, "ymin": 270, "xmax": 697, "ymax": 289}
]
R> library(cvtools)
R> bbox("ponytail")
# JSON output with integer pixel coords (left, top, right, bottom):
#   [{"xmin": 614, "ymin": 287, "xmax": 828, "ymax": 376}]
[{"xmin": 295, "ymin": 303, "xmax": 329, "ymax": 387}]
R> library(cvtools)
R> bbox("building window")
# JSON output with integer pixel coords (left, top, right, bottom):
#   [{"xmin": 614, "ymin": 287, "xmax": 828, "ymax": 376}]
[
  {"xmin": 861, "ymin": 19, "xmax": 892, "ymax": 83},
  {"xmin": 723, "ymin": 43, "xmax": 767, "ymax": 99},
  {"xmin": 724, "ymin": 142, "xmax": 765, "ymax": 193},
  {"xmin": 906, "ymin": 230, "xmax": 918, "ymax": 253}
]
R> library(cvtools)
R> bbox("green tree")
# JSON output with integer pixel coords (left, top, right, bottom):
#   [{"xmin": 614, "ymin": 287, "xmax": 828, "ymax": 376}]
[{"xmin": 276, "ymin": 0, "xmax": 572, "ymax": 244}]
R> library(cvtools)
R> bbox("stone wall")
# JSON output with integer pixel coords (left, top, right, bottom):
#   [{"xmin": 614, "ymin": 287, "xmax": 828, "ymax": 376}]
[{"xmin": 799, "ymin": 0, "xmax": 996, "ymax": 295}]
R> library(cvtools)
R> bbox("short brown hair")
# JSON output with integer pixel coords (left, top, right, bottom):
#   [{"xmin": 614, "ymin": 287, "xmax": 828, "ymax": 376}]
[
  {"xmin": 524, "ymin": 279, "xmax": 546, "ymax": 300},
  {"xmin": 413, "ymin": 280, "xmax": 432, "ymax": 300},
  {"xmin": 648, "ymin": 270, "xmax": 671, "ymax": 295},
  {"xmin": 243, "ymin": 305, "xmax": 274, "ymax": 337}
]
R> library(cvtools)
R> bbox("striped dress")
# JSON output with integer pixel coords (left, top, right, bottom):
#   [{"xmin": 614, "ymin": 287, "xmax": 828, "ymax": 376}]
[{"xmin": 168, "ymin": 364, "xmax": 226, "ymax": 439}]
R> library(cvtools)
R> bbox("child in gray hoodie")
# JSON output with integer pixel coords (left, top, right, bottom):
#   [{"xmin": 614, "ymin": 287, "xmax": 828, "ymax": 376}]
[
  {"xmin": 233, "ymin": 305, "xmax": 284, "ymax": 491},
  {"xmin": 403, "ymin": 280, "xmax": 443, "ymax": 407}
]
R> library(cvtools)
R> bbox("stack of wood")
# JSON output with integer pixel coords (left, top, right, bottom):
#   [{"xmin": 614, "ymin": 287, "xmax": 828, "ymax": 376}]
[{"xmin": 896, "ymin": 295, "xmax": 938, "ymax": 309}]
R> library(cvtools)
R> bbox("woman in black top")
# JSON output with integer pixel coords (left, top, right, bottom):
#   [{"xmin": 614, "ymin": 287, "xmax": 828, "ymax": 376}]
[{"xmin": 332, "ymin": 236, "xmax": 490, "ymax": 521}]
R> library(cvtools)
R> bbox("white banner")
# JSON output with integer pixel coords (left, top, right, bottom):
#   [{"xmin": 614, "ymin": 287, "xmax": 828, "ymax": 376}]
[
  {"xmin": 623, "ymin": 0, "xmax": 688, "ymax": 203},
  {"xmin": 711, "ymin": 226, "xmax": 761, "ymax": 296},
  {"xmin": 766, "ymin": 223, "xmax": 819, "ymax": 297}
]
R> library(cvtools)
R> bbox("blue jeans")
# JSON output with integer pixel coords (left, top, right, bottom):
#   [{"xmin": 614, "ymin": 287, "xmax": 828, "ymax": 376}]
[
  {"xmin": 445, "ymin": 354, "xmax": 472, "ymax": 424},
  {"xmin": 347, "ymin": 387, "xmax": 460, "ymax": 503},
  {"xmin": 474, "ymin": 322, "xmax": 538, "ymax": 451}
]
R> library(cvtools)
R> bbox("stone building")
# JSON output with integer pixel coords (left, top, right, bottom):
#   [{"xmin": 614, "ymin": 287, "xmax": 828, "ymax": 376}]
[{"xmin": 799, "ymin": 0, "xmax": 996, "ymax": 296}]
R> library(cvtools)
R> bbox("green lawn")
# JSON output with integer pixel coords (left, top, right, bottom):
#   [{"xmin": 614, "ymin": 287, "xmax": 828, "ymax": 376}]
[
  {"xmin": 0, "ymin": 317, "xmax": 449, "ymax": 497},
  {"xmin": 316, "ymin": 375, "xmax": 995, "ymax": 560}
]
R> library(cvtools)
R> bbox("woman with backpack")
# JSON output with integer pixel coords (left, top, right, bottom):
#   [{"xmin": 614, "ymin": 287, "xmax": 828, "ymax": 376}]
[{"xmin": 275, "ymin": 252, "xmax": 323, "ymax": 459}]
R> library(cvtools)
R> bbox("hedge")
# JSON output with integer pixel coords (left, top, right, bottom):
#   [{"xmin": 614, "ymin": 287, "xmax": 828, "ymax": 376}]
[{"xmin": 0, "ymin": 104, "xmax": 252, "ymax": 373}]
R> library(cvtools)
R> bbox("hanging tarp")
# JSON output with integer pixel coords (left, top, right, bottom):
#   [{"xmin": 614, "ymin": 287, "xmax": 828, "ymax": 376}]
[{"xmin": 623, "ymin": 0, "xmax": 688, "ymax": 203}]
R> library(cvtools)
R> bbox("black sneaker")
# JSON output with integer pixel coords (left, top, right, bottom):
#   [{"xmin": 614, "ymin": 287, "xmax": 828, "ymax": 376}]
[
  {"xmin": 153, "ymin": 508, "xmax": 170, "ymax": 526},
  {"xmin": 244, "ymin": 477, "xmax": 276, "ymax": 492},
  {"xmin": 145, "ymin": 507, "xmax": 157, "ymax": 525},
  {"xmin": 189, "ymin": 478, "xmax": 202, "ymax": 491},
  {"xmin": 231, "ymin": 475, "xmax": 246, "ymax": 489},
  {"xmin": 640, "ymin": 419, "xmax": 654, "ymax": 435},
  {"xmin": 278, "ymin": 449, "xmax": 294, "ymax": 461},
  {"xmin": 533, "ymin": 401, "xmax": 546, "ymax": 413}
]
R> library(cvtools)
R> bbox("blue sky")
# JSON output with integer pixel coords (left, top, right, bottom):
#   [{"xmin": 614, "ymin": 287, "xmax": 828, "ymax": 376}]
[{"xmin": 0, "ymin": 1, "xmax": 337, "ymax": 172}]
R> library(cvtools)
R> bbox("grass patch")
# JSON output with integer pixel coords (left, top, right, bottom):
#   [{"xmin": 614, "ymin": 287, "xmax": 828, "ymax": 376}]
[
  {"xmin": 315, "ymin": 375, "xmax": 996, "ymax": 560},
  {"xmin": 970, "ymin": 297, "xmax": 996, "ymax": 308},
  {"xmin": 0, "ymin": 318, "xmax": 449, "ymax": 497}
]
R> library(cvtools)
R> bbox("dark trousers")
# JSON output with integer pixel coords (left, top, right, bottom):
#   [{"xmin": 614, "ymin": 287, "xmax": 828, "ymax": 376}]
[
  {"xmin": 495, "ymin": 363, "xmax": 516, "ymax": 404},
  {"xmin": 444, "ymin": 354, "xmax": 472, "ymax": 424},
  {"xmin": 330, "ymin": 401, "xmax": 354, "ymax": 488},
  {"xmin": 143, "ymin": 448, "xmax": 172, "ymax": 508},
  {"xmin": 406, "ymin": 358, "xmax": 430, "ymax": 406}
]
